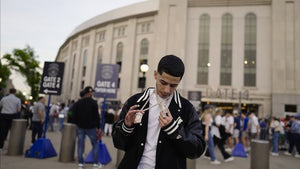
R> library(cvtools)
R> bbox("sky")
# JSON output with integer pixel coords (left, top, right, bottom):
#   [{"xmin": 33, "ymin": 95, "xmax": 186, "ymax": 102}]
[{"xmin": 1, "ymin": 0, "xmax": 146, "ymax": 95}]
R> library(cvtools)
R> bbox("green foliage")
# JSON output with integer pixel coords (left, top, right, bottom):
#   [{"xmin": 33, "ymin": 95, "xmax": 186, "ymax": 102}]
[
  {"xmin": 16, "ymin": 91, "xmax": 26, "ymax": 102},
  {"xmin": 0, "ymin": 59, "xmax": 11, "ymax": 89},
  {"xmin": 2, "ymin": 45, "xmax": 41, "ymax": 101}
]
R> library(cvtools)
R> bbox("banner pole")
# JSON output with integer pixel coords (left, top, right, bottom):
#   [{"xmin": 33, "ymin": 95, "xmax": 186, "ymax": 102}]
[{"xmin": 101, "ymin": 97, "xmax": 106, "ymax": 135}]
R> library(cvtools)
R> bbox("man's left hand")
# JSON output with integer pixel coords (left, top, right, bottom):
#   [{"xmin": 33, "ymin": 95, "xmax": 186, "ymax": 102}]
[{"xmin": 158, "ymin": 109, "xmax": 173, "ymax": 128}]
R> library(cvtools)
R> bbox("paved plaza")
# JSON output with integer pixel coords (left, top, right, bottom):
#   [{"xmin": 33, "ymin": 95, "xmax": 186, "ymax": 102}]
[{"xmin": 0, "ymin": 123, "xmax": 299, "ymax": 169}]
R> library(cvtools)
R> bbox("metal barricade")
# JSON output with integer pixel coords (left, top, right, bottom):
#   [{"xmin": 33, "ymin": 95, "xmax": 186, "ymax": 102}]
[
  {"xmin": 59, "ymin": 123, "xmax": 77, "ymax": 162},
  {"xmin": 7, "ymin": 119, "xmax": 27, "ymax": 155},
  {"xmin": 251, "ymin": 139, "xmax": 269, "ymax": 169}
]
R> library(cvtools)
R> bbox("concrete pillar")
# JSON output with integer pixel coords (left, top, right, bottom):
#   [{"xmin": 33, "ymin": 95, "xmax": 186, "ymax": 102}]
[
  {"xmin": 186, "ymin": 159, "xmax": 196, "ymax": 169},
  {"xmin": 251, "ymin": 139, "xmax": 269, "ymax": 169},
  {"xmin": 59, "ymin": 123, "xmax": 77, "ymax": 162},
  {"xmin": 7, "ymin": 119, "xmax": 27, "ymax": 155}
]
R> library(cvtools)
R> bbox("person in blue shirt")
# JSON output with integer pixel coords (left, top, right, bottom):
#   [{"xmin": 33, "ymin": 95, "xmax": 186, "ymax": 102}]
[
  {"xmin": 233, "ymin": 112, "xmax": 241, "ymax": 145},
  {"xmin": 259, "ymin": 118, "xmax": 268, "ymax": 140},
  {"xmin": 241, "ymin": 112, "xmax": 249, "ymax": 151},
  {"xmin": 285, "ymin": 116, "xmax": 300, "ymax": 157}
]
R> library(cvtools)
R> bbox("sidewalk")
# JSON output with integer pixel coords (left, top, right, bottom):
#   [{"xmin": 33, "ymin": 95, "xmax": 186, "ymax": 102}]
[{"xmin": 1, "ymin": 124, "xmax": 299, "ymax": 169}]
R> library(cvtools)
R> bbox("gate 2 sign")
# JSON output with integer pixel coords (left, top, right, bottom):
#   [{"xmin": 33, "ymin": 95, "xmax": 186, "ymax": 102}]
[
  {"xmin": 39, "ymin": 62, "xmax": 65, "ymax": 95},
  {"xmin": 94, "ymin": 64, "xmax": 119, "ymax": 98}
]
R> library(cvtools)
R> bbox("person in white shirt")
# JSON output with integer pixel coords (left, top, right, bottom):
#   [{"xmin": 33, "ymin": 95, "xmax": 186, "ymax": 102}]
[
  {"xmin": 112, "ymin": 55, "xmax": 206, "ymax": 169},
  {"xmin": 223, "ymin": 111, "xmax": 234, "ymax": 151},
  {"xmin": 248, "ymin": 112, "xmax": 260, "ymax": 141},
  {"xmin": 211, "ymin": 108, "xmax": 234, "ymax": 162}
]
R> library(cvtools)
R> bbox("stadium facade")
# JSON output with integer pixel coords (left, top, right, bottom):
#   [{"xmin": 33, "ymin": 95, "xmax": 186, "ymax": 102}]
[{"xmin": 54, "ymin": 0, "xmax": 300, "ymax": 118}]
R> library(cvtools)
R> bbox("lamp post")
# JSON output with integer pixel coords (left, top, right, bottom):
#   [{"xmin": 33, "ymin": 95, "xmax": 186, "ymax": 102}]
[{"xmin": 140, "ymin": 64, "xmax": 149, "ymax": 91}]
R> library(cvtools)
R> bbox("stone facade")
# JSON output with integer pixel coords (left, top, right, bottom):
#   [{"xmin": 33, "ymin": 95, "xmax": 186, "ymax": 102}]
[{"xmin": 54, "ymin": 0, "xmax": 300, "ymax": 118}]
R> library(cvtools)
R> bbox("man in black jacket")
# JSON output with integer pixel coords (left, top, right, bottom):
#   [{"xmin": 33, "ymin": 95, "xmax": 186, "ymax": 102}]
[
  {"xmin": 72, "ymin": 86, "xmax": 100, "ymax": 169},
  {"xmin": 112, "ymin": 55, "xmax": 206, "ymax": 169}
]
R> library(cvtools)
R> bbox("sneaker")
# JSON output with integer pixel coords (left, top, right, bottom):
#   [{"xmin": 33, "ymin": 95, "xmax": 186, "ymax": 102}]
[
  {"xmin": 271, "ymin": 152, "xmax": 279, "ymax": 156},
  {"xmin": 93, "ymin": 163, "xmax": 103, "ymax": 169},
  {"xmin": 210, "ymin": 160, "xmax": 221, "ymax": 165},
  {"xmin": 284, "ymin": 151, "xmax": 292, "ymax": 156},
  {"xmin": 203, "ymin": 155, "xmax": 210, "ymax": 160},
  {"xmin": 295, "ymin": 154, "xmax": 300, "ymax": 158},
  {"xmin": 78, "ymin": 163, "xmax": 84, "ymax": 169},
  {"xmin": 225, "ymin": 148, "xmax": 232, "ymax": 153},
  {"xmin": 224, "ymin": 157, "xmax": 234, "ymax": 162}
]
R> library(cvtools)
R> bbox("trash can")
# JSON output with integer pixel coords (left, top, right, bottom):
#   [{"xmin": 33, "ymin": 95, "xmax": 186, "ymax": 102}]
[
  {"xmin": 7, "ymin": 119, "xmax": 27, "ymax": 155},
  {"xmin": 251, "ymin": 139, "xmax": 269, "ymax": 169},
  {"xmin": 59, "ymin": 123, "xmax": 77, "ymax": 162}
]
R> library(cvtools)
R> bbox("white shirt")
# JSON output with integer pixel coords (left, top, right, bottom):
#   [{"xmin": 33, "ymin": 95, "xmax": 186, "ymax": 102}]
[
  {"xmin": 138, "ymin": 89, "xmax": 172, "ymax": 169},
  {"xmin": 0, "ymin": 94, "xmax": 21, "ymax": 114},
  {"xmin": 250, "ymin": 115, "xmax": 259, "ymax": 133},
  {"xmin": 223, "ymin": 115, "xmax": 234, "ymax": 134},
  {"xmin": 212, "ymin": 115, "xmax": 222, "ymax": 138}
]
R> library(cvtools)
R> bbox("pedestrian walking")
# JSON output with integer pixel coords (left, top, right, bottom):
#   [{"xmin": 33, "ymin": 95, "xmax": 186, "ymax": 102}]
[
  {"xmin": 0, "ymin": 88, "xmax": 21, "ymax": 149},
  {"xmin": 104, "ymin": 109, "xmax": 115, "ymax": 136},
  {"xmin": 112, "ymin": 55, "xmax": 206, "ymax": 169},
  {"xmin": 284, "ymin": 115, "xmax": 300, "ymax": 157},
  {"xmin": 48, "ymin": 103, "xmax": 59, "ymax": 132},
  {"xmin": 270, "ymin": 116, "xmax": 281, "ymax": 156},
  {"xmin": 201, "ymin": 104, "xmax": 220, "ymax": 165},
  {"xmin": 72, "ymin": 86, "xmax": 101, "ymax": 169},
  {"xmin": 211, "ymin": 108, "xmax": 234, "ymax": 162},
  {"xmin": 31, "ymin": 96, "xmax": 46, "ymax": 144},
  {"xmin": 248, "ymin": 112, "xmax": 260, "ymax": 141},
  {"xmin": 58, "ymin": 103, "xmax": 68, "ymax": 132}
]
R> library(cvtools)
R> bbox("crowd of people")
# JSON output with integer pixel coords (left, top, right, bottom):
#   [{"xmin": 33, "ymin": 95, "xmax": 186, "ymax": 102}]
[{"xmin": 198, "ymin": 105, "xmax": 300, "ymax": 166}]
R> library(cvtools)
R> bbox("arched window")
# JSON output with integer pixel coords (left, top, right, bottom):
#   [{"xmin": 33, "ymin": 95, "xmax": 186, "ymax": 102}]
[
  {"xmin": 197, "ymin": 14, "xmax": 210, "ymax": 85},
  {"xmin": 82, "ymin": 50, "xmax": 88, "ymax": 77},
  {"xmin": 220, "ymin": 13, "xmax": 233, "ymax": 86},
  {"xmin": 97, "ymin": 46, "xmax": 103, "ymax": 64},
  {"xmin": 116, "ymin": 42, "xmax": 123, "ymax": 72},
  {"xmin": 244, "ymin": 13, "xmax": 257, "ymax": 87}
]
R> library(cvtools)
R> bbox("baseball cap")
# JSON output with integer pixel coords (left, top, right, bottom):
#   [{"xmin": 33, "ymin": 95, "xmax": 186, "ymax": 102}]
[{"xmin": 84, "ymin": 86, "xmax": 95, "ymax": 94}]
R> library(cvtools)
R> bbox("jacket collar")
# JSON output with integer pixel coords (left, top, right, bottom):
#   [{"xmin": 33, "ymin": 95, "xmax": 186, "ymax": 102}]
[{"xmin": 137, "ymin": 87, "xmax": 182, "ymax": 109}]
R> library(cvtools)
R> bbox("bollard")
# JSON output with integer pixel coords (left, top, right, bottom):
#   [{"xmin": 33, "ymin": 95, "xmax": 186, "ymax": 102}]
[
  {"xmin": 186, "ymin": 159, "xmax": 196, "ymax": 169},
  {"xmin": 7, "ymin": 119, "xmax": 27, "ymax": 155},
  {"xmin": 251, "ymin": 139, "xmax": 269, "ymax": 169},
  {"xmin": 59, "ymin": 123, "xmax": 77, "ymax": 162},
  {"xmin": 115, "ymin": 149, "xmax": 125, "ymax": 167}
]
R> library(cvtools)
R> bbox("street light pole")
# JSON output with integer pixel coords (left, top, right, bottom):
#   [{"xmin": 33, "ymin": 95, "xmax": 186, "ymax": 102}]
[{"xmin": 140, "ymin": 64, "xmax": 149, "ymax": 91}]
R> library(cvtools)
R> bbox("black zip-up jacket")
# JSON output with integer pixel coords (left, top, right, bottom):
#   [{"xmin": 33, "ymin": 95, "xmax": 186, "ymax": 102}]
[
  {"xmin": 112, "ymin": 88, "xmax": 206, "ymax": 169},
  {"xmin": 72, "ymin": 97, "xmax": 100, "ymax": 129}
]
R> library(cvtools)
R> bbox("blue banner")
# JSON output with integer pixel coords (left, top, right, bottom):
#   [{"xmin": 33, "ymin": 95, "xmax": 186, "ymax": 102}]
[{"xmin": 94, "ymin": 64, "xmax": 119, "ymax": 98}]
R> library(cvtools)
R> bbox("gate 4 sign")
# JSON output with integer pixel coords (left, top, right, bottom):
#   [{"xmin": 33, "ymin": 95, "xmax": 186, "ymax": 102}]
[
  {"xmin": 94, "ymin": 64, "xmax": 119, "ymax": 98},
  {"xmin": 39, "ymin": 62, "xmax": 65, "ymax": 95}
]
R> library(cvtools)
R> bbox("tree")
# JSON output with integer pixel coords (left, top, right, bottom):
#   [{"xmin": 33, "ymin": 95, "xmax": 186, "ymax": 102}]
[
  {"xmin": 3, "ymin": 45, "xmax": 41, "ymax": 101},
  {"xmin": 0, "ymin": 59, "xmax": 11, "ymax": 89}
]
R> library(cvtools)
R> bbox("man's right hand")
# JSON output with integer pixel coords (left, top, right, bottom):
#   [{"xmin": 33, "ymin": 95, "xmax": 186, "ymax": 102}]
[{"xmin": 125, "ymin": 105, "xmax": 144, "ymax": 127}]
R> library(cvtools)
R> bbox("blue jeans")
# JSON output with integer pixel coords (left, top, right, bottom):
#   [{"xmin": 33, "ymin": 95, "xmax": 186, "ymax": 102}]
[
  {"xmin": 58, "ymin": 118, "xmax": 64, "ymax": 131},
  {"xmin": 31, "ymin": 121, "xmax": 43, "ymax": 143},
  {"xmin": 207, "ymin": 131, "xmax": 216, "ymax": 161},
  {"xmin": 272, "ymin": 132, "xmax": 279, "ymax": 153},
  {"xmin": 48, "ymin": 115, "xmax": 54, "ymax": 131},
  {"xmin": 77, "ymin": 127, "xmax": 98, "ymax": 164}
]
